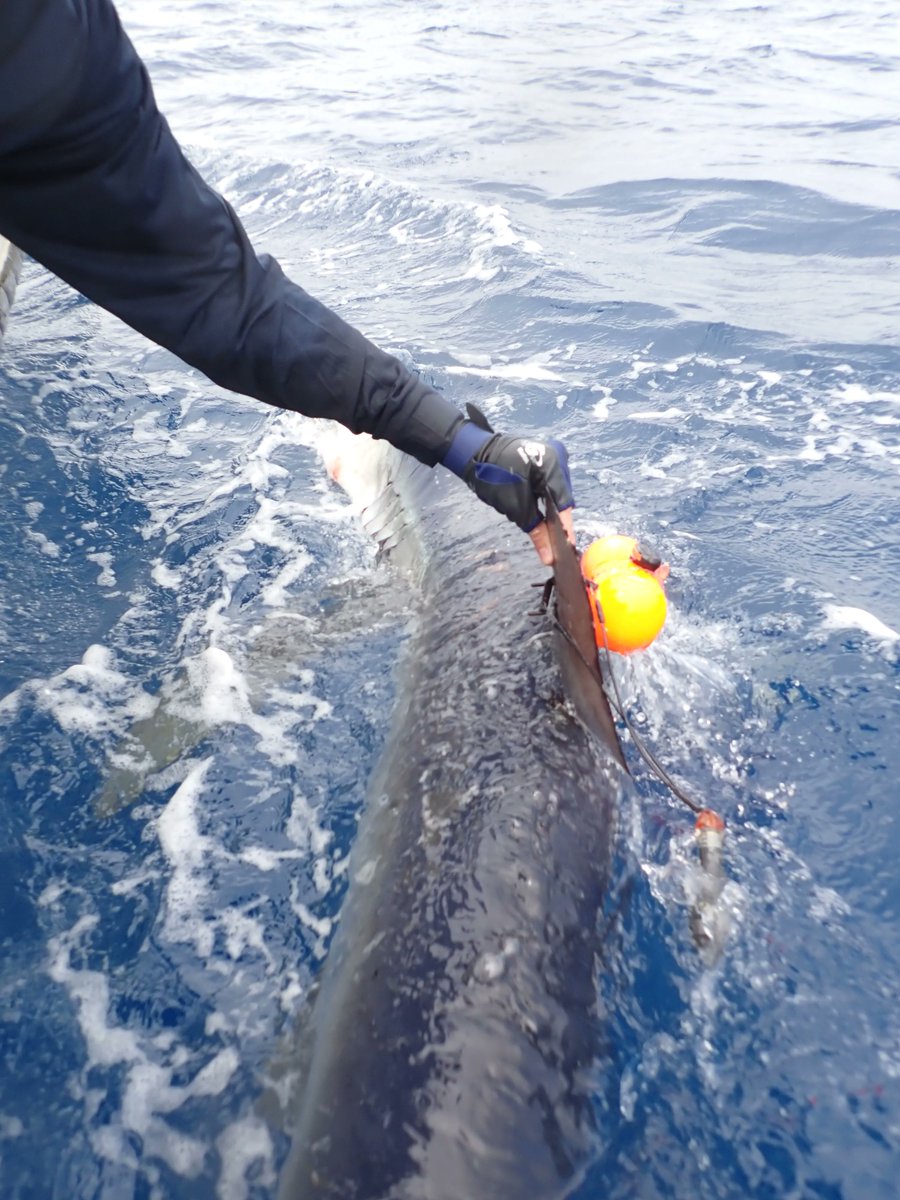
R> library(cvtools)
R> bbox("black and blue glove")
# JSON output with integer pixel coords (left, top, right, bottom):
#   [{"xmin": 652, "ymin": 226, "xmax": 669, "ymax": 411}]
[{"xmin": 442, "ymin": 404, "xmax": 574, "ymax": 533}]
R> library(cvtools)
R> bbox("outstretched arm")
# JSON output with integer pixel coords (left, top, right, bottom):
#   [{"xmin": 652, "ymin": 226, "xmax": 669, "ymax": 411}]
[{"xmin": 0, "ymin": 0, "xmax": 574, "ymax": 557}]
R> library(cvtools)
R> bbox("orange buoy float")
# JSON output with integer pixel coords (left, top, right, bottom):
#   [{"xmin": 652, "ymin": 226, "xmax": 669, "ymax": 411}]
[{"xmin": 581, "ymin": 535, "xmax": 667, "ymax": 654}]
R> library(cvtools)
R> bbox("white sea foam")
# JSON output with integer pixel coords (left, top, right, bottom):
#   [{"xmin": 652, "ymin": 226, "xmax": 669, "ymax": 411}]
[
  {"xmin": 156, "ymin": 646, "xmax": 332, "ymax": 768},
  {"xmin": 157, "ymin": 758, "xmax": 216, "ymax": 957},
  {"xmin": 151, "ymin": 563, "xmax": 183, "ymax": 589},
  {"xmin": 821, "ymin": 604, "xmax": 899, "ymax": 645},
  {"xmin": 591, "ymin": 385, "xmax": 619, "ymax": 422},
  {"xmin": 25, "ymin": 529, "xmax": 60, "ymax": 557},
  {"xmin": 48, "ymin": 915, "xmax": 145, "ymax": 1067},
  {"xmin": 86, "ymin": 551, "xmax": 116, "ymax": 587},
  {"xmin": 132, "ymin": 409, "xmax": 192, "ymax": 459},
  {"xmin": 8, "ymin": 644, "xmax": 156, "ymax": 737},
  {"xmin": 627, "ymin": 407, "xmax": 686, "ymax": 422},
  {"xmin": 215, "ymin": 1116, "xmax": 275, "ymax": 1200},
  {"xmin": 835, "ymin": 383, "xmax": 900, "ymax": 407},
  {"xmin": 290, "ymin": 888, "xmax": 333, "ymax": 960},
  {"xmin": 45, "ymin": 903, "xmax": 266, "ymax": 1185},
  {"xmin": 462, "ymin": 203, "xmax": 542, "ymax": 282},
  {"xmin": 445, "ymin": 354, "xmax": 566, "ymax": 383}
]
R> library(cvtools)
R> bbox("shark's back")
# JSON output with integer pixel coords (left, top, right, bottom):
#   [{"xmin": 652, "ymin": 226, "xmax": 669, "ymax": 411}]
[{"xmin": 278, "ymin": 433, "xmax": 625, "ymax": 1199}]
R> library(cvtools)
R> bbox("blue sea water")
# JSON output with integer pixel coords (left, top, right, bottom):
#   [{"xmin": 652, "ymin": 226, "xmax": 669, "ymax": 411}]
[{"xmin": 1, "ymin": 1, "xmax": 899, "ymax": 1196}]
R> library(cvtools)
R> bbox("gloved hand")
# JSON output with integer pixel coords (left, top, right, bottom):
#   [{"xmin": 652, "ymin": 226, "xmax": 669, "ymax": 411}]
[{"xmin": 442, "ymin": 404, "xmax": 575, "ymax": 564}]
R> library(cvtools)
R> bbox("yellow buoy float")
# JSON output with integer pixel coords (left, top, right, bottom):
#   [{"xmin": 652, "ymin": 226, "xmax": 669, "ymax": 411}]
[{"xmin": 581, "ymin": 535, "xmax": 667, "ymax": 655}]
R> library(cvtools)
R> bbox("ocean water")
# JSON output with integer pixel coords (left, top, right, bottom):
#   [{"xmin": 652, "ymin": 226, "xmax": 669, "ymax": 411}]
[{"xmin": 1, "ymin": 1, "xmax": 899, "ymax": 1197}]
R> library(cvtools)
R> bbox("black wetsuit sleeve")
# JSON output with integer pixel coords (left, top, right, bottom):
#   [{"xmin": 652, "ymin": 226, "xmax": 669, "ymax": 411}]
[{"xmin": 0, "ymin": 0, "xmax": 463, "ymax": 466}]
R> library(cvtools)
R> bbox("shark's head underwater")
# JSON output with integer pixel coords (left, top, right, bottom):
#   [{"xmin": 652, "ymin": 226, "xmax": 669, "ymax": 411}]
[{"xmin": 275, "ymin": 427, "xmax": 628, "ymax": 1200}]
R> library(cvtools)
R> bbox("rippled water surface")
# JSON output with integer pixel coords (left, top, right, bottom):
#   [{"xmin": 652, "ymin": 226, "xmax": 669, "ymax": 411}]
[{"xmin": 1, "ymin": 1, "xmax": 899, "ymax": 1196}]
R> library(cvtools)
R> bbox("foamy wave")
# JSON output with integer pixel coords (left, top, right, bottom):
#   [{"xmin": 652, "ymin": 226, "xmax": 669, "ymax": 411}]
[
  {"xmin": 0, "ymin": 644, "xmax": 155, "ymax": 737},
  {"xmin": 44, "ymin": 898, "xmax": 272, "ymax": 1191},
  {"xmin": 210, "ymin": 157, "xmax": 543, "ymax": 288},
  {"xmin": 821, "ymin": 603, "xmax": 899, "ymax": 645}
]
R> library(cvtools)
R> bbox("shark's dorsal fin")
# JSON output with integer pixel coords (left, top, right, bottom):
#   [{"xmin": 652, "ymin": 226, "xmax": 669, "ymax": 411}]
[{"xmin": 546, "ymin": 496, "xmax": 626, "ymax": 767}]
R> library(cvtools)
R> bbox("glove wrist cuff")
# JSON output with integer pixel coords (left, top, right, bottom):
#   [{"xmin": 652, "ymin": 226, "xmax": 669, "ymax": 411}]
[{"xmin": 441, "ymin": 420, "xmax": 492, "ymax": 477}]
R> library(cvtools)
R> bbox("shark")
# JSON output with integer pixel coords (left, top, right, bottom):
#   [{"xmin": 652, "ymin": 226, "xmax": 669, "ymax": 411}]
[{"xmin": 274, "ymin": 427, "xmax": 629, "ymax": 1200}]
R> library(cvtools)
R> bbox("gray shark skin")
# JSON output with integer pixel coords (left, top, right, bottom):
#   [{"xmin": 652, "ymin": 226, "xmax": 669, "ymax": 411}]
[{"xmin": 277, "ymin": 439, "xmax": 627, "ymax": 1200}]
